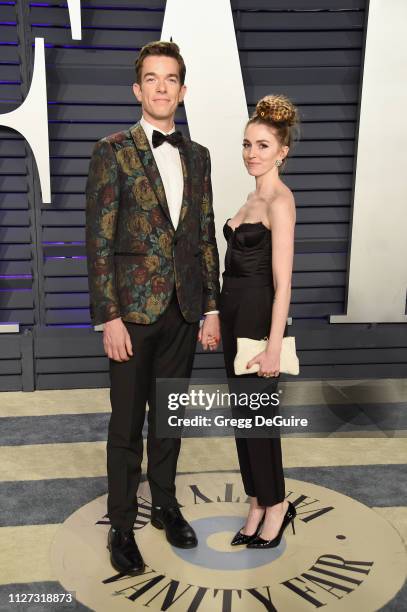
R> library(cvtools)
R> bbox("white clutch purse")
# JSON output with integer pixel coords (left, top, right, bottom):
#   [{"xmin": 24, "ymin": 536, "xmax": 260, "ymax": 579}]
[{"xmin": 234, "ymin": 336, "xmax": 300, "ymax": 376}]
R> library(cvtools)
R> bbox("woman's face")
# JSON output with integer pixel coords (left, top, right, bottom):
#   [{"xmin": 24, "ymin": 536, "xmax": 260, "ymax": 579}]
[{"xmin": 243, "ymin": 122, "xmax": 288, "ymax": 177}]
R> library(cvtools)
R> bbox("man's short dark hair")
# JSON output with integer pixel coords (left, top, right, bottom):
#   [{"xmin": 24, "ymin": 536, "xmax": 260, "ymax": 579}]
[{"xmin": 135, "ymin": 41, "xmax": 186, "ymax": 85}]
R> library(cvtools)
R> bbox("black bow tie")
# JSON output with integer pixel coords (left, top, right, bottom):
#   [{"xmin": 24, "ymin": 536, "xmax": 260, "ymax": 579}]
[{"xmin": 152, "ymin": 129, "xmax": 184, "ymax": 149}]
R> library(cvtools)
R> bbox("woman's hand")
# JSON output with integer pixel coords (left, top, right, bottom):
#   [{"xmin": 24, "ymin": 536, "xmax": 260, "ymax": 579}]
[{"xmin": 246, "ymin": 349, "xmax": 280, "ymax": 377}]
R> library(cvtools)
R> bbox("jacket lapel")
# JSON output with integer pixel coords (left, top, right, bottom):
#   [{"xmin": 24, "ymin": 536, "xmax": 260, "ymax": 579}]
[
  {"xmin": 129, "ymin": 122, "xmax": 174, "ymax": 229},
  {"xmin": 177, "ymin": 137, "xmax": 193, "ymax": 232}
]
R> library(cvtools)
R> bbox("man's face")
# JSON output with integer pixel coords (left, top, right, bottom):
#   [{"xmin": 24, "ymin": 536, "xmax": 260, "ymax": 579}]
[{"xmin": 133, "ymin": 55, "xmax": 186, "ymax": 123}]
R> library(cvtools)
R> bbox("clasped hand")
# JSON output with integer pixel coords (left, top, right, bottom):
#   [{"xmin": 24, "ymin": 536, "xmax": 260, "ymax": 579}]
[{"xmin": 198, "ymin": 314, "xmax": 220, "ymax": 351}]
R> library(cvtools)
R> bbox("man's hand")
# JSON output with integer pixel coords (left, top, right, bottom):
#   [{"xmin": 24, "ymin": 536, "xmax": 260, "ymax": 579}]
[
  {"xmin": 103, "ymin": 317, "xmax": 133, "ymax": 362},
  {"xmin": 198, "ymin": 314, "xmax": 220, "ymax": 351}
]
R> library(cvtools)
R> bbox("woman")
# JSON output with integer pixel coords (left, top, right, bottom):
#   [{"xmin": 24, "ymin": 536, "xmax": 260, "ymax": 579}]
[{"xmin": 211, "ymin": 94, "xmax": 298, "ymax": 548}]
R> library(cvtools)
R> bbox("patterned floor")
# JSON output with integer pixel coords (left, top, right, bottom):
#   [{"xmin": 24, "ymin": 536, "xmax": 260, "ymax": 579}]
[{"xmin": 0, "ymin": 380, "xmax": 406, "ymax": 611}]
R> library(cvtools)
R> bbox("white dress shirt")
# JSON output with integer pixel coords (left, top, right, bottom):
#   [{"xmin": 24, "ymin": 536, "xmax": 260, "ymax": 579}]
[
  {"xmin": 140, "ymin": 115, "xmax": 218, "ymax": 316},
  {"xmin": 140, "ymin": 115, "xmax": 184, "ymax": 229}
]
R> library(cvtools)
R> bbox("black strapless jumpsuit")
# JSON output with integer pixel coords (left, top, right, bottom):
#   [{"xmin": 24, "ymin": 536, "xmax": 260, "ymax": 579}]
[{"xmin": 219, "ymin": 219, "xmax": 286, "ymax": 506}]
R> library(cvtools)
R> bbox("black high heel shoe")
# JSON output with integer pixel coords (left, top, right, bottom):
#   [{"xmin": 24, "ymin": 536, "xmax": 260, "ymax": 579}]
[
  {"xmin": 230, "ymin": 513, "xmax": 265, "ymax": 546},
  {"xmin": 247, "ymin": 501, "xmax": 296, "ymax": 549}
]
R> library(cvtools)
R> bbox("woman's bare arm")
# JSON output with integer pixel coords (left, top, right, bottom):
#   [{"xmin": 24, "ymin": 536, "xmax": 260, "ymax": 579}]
[{"xmin": 266, "ymin": 193, "xmax": 296, "ymax": 354}]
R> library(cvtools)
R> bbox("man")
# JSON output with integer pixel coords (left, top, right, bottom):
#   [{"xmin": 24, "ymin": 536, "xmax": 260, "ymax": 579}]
[{"xmin": 85, "ymin": 41, "xmax": 220, "ymax": 576}]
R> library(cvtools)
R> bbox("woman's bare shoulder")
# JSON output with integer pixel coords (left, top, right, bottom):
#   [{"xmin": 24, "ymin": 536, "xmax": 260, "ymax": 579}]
[
  {"xmin": 276, "ymin": 182, "xmax": 294, "ymax": 202},
  {"xmin": 266, "ymin": 187, "xmax": 296, "ymax": 224}
]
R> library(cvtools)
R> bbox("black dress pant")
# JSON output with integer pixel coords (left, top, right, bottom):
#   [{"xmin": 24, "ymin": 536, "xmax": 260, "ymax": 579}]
[
  {"xmin": 107, "ymin": 291, "xmax": 200, "ymax": 529},
  {"xmin": 220, "ymin": 278, "xmax": 286, "ymax": 507}
]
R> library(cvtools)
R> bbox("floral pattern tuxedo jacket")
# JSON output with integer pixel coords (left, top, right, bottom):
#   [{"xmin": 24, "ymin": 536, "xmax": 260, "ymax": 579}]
[{"xmin": 85, "ymin": 122, "xmax": 220, "ymax": 326}]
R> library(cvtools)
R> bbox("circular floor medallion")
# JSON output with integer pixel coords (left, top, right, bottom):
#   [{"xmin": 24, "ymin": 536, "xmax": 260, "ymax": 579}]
[{"xmin": 51, "ymin": 472, "xmax": 406, "ymax": 611}]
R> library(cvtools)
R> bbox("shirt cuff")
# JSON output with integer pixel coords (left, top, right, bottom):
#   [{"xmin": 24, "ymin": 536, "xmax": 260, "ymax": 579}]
[{"xmin": 203, "ymin": 310, "xmax": 220, "ymax": 315}]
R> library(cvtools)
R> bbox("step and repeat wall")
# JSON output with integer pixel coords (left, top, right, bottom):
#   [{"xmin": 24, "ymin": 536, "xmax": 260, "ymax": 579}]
[{"xmin": 0, "ymin": 0, "xmax": 406, "ymax": 390}]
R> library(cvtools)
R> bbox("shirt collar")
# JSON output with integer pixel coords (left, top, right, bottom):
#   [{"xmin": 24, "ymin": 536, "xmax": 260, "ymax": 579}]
[{"xmin": 140, "ymin": 115, "xmax": 175, "ymax": 145}]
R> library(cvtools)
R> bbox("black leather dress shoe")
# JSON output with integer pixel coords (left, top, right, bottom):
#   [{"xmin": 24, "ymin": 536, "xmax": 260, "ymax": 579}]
[
  {"xmin": 107, "ymin": 527, "xmax": 145, "ymax": 575},
  {"xmin": 151, "ymin": 505, "xmax": 198, "ymax": 548}
]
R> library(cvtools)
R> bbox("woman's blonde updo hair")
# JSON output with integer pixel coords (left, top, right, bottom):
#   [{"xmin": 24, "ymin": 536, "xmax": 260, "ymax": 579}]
[{"xmin": 247, "ymin": 94, "xmax": 300, "ymax": 172}]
